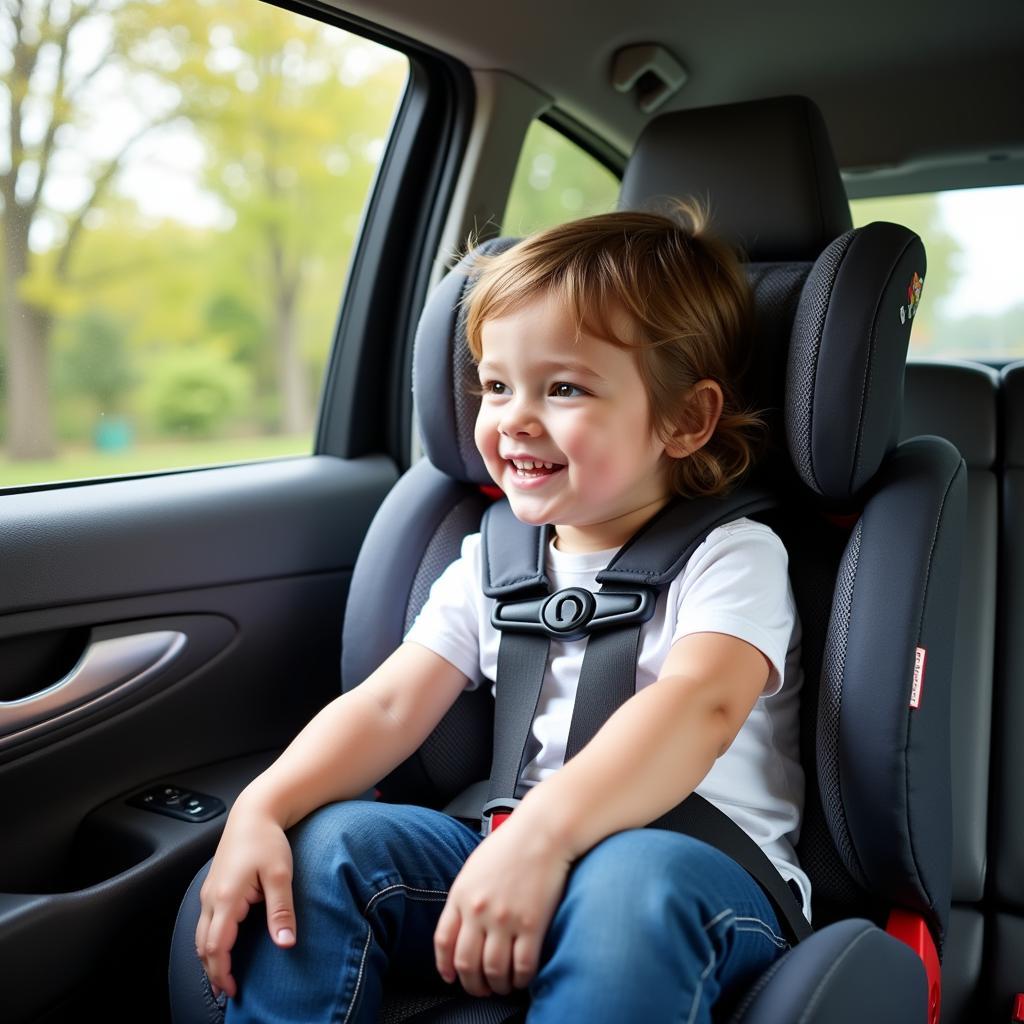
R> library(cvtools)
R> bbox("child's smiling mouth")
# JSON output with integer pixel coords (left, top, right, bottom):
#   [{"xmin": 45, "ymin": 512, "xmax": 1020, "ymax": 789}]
[{"xmin": 506, "ymin": 457, "xmax": 565, "ymax": 484}]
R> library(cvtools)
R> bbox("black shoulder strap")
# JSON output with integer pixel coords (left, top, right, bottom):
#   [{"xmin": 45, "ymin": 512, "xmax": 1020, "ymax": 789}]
[{"xmin": 481, "ymin": 484, "xmax": 812, "ymax": 945}]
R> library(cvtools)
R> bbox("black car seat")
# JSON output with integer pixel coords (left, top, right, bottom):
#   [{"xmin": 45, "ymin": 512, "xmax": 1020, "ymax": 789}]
[
  {"xmin": 901, "ymin": 358, "xmax": 1000, "ymax": 1021},
  {"xmin": 168, "ymin": 96, "xmax": 966, "ymax": 1023}
]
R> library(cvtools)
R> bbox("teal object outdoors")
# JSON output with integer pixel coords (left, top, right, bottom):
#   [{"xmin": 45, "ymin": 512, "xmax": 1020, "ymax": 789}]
[{"xmin": 94, "ymin": 416, "xmax": 134, "ymax": 452}]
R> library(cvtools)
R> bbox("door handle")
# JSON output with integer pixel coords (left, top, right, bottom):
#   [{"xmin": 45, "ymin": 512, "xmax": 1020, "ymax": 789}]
[{"xmin": 0, "ymin": 630, "xmax": 187, "ymax": 747}]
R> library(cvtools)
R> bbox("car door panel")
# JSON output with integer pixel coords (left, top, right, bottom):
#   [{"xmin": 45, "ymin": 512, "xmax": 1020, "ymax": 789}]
[{"xmin": 0, "ymin": 452, "xmax": 398, "ymax": 1021}]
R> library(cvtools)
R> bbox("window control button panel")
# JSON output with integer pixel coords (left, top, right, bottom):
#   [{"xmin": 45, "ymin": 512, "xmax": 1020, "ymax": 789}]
[{"xmin": 128, "ymin": 784, "xmax": 226, "ymax": 823}]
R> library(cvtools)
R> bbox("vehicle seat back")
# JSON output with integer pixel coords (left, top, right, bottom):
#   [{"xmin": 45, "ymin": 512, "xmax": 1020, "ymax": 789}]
[
  {"xmin": 992, "ymin": 361, "xmax": 1024, "ymax": 1017},
  {"xmin": 901, "ymin": 359, "xmax": 999, "ymax": 1021}
]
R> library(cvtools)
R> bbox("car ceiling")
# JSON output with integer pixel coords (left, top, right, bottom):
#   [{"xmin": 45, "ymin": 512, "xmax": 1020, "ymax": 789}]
[{"xmin": 333, "ymin": 0, "xmax": 1024, "ymax": 196}]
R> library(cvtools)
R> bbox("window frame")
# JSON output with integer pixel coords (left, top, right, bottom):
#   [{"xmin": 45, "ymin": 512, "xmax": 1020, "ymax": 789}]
[{"xmin": 312, "ymin": 2, "xmax": 476, "ymax": 470}]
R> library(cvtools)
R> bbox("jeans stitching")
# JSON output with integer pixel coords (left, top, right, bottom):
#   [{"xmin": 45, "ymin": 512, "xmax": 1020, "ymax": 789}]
[
  {"xmin": 684, "ymin": 909, "xmax": 789, "ymax": 1024},
  {"xmin": 363, "ymin": 882, "xmax": 449, "ymax": 915},
  {"xmin": 732, "ymin": 915, "xmax": 789, "ymax": 949},
  {"xmin": 734, "ymin": 925, "xmax": 789, "ymax": 950},
  {"xmin": 341, "ymin": 883, "xmax": 451, "ymax": 1024}
]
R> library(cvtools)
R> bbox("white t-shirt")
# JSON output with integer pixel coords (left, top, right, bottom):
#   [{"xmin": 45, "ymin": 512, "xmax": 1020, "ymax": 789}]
[{"xmin": 404, "ymin": 517, "xmax": 810, "ymax": 918}]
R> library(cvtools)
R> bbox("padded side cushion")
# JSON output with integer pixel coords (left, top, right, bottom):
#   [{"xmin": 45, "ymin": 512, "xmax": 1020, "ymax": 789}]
[
  {"xmin": 731, "ymin": 919, "xmax": 927, "ymax": 1024},
  {"xmin": 787, "ymin": 222, "xmax": 927, "ymax": 501},
  {"xmin": 342, "ymin": 457, "xmax": 495, "ymax": 807},
  {"xmin": 822, "ymin": 437, "xmax": 966, "ymax": 945},
  {"xmin": 412, "ymin": 239, "xmax": 518, "ymax": 484}
]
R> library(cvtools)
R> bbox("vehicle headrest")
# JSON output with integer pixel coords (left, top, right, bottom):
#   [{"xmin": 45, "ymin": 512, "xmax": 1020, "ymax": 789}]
[
  {"xmin": 1003, "ymin": 361, "xmax": 1024, "ymax": 469},
  {"xmin": 413, "ymin": 222, "xmax": 926, "ymax": 506},
  {"xmin": 786, "ymin": 221, "xmax": 927, "ymax": 502},
  {"xmin": 412, "ymin": 237, "xmax": 518, "ymax": 484},
  {"xmin": 620, "ymin": 95, "xmax": 852, "ymax": 262}
]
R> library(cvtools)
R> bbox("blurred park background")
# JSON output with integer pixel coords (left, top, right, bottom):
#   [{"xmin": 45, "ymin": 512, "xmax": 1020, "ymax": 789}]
[{"xmin": 2, "ymin": 0, "xmax": 1022, "ymax": 488}]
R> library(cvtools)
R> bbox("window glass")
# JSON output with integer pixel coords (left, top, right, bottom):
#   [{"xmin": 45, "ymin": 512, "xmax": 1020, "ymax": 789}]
[
  {"xmin": 503, "ymin": 119, "xmax": 619, "ymax": 236},
  {"xmin": 850, "ymin": 185, "xmax": 1024, "ymax": 360},
  {"xmin": 0, "ymin": 0, "xmax": 407, "ymax": 488}
]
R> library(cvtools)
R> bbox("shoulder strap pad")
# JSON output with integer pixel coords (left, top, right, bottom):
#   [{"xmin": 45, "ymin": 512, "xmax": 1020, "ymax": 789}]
[
  {"xmin": 480, "ymin": 499, "xmax": 552, "ymax": 598},
  {"xmin": 599, "ymin": 482, "xmax": 779, "ymax": 588}
]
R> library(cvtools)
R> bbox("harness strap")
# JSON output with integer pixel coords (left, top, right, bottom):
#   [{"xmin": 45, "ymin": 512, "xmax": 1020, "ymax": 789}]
[{"xmin": 480, "ymin": 486, "xmax": 813, "ymax": 945}]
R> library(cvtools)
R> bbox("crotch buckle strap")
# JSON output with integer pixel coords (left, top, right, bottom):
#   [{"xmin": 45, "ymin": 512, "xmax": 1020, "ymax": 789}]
[
  {"xmin": 481, "ymin": 797, "xmax": 521, "ymax": 836},
  {"xmin": 491, "ymin": 586, "xmax": 657, "ymax": 642}
]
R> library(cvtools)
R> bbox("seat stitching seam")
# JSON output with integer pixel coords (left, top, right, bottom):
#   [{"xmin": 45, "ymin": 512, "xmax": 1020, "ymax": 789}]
[
  {"xmin": 903, "ymin": 456, "xmax": 963, "ymax": 914},
  {"xmin": 796, "ymin": 928, "xmax": 873, "ymax": 1023}
]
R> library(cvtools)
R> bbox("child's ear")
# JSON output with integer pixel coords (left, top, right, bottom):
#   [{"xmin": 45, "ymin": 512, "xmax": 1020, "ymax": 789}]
[{"xmin": 664, "ymin": 380, "xmax": 724, "ymax": 458}]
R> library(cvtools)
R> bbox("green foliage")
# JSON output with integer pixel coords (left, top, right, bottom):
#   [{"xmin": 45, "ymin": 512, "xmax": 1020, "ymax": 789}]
[
  {"xmin": 57, "ymin": 310, "xmax": 138, "ymax": 411},
  {"xmin": 503, "ymin": 121, "xmax": 620, "ymax": 237},
  {"xmin": 141, "ymin": 349, "xmax": 252, "ymax": 438},
  {"xmin": 1, "ymin": 0, "xmax": 407, "ymax": 470}
]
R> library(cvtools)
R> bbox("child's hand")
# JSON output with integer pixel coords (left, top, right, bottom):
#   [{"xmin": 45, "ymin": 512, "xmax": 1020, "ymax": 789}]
[
  {"xmin": 195, "ymin": 800, "xmax": 297, "ymax": 1000},
  {"xmin": 433, "ymin": 813, "xmax": 572, "ymax": 996}
]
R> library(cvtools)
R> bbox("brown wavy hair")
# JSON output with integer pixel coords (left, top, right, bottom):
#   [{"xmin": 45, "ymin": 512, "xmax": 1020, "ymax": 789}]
[{"xmin": 458, "ymin": 199, "xmax": 766, "ymax": 498}]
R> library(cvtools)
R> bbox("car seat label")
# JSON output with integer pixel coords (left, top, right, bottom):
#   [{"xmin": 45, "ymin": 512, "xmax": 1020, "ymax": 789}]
[{"xmin": 910, "ymin": 646, "xmax": 927, "ymax": 708}]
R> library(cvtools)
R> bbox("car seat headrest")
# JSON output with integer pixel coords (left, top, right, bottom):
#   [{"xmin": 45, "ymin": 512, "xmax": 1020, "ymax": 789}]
[
  {"xmin": 620, "ymin": 95, "xmax": 852, "ymax": 262},
  {"xmin": 413, "ymin": 237, "xmax": 519, "ymax": 484},
  {"xmin": 786, "ymin": 221, "xmax": 927, "ymax": 502}
]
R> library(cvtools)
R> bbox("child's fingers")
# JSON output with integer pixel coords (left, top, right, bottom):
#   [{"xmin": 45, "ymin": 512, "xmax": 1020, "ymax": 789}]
[
  {"xmin": 452, "ymin": 920, "xmax": 490, "ymax": 998},
  {"xmin": 511, "ymin": 932, "xmax": 541, "ymax": 989},
  {"xmin": 481, "ymin": 929, "xmax": 514, "ymax": 995},
  {"xmin": 433, "ymin": 905, "xmax": 461, "ymax": 983},
  {"xmin": 203, "ymin": 905, "xmax": 243, "ymax": 999},
  {"xmin": 260, "ymin": 866, "xmax": 298, "ymax": 947}
]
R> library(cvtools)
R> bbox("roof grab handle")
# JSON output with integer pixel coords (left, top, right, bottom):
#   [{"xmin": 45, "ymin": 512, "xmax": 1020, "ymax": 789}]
[{"xmin": 611, "ymin": 44, "xmax": 688, "ymax": 114}]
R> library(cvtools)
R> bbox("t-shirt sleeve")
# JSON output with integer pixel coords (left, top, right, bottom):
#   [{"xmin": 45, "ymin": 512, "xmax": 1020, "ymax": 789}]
[
  {"xmin": 403, "ymin": 533, "xmax": 485, "ymax": 690},
  {"xmin": 670, "ymin": 522, "xmax": 795, "ymax": 697}
]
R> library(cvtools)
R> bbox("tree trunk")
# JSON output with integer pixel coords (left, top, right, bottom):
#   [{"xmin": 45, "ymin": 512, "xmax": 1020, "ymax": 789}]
[
  {"xmin": 268, "ymin": 230, "xmax": 310, "ymax": 437},
  {"xmin": 274, "ymin": 285, "xmax": 310, "ymax": 436},
  {"xmin": 3, "ymin": 206, "xmax": 56, "ymax": 461}
]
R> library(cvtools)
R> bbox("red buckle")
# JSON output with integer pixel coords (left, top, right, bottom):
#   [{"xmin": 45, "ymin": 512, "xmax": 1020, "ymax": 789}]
[
  {"xmin": 481, "ymin": 797, "xmax": 520, "ymax": 836},
  {"xmin": 1013, "ymin": 993, "xmax": 1024, "ymax": 1022},
  {"xmin": 886, "ymin": 909, "xmax": 941, "ymax": 1024}
]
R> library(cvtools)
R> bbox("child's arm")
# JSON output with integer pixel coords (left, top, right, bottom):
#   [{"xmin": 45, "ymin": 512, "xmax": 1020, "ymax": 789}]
[
  {"xmin": 197, "ymin": 641, "xmax": 469, "ymax": 998},
  {"xmin": 512, "ymin": 629, "xmax": 769, "ymax": 859},
  {"xmin": 433, "ymin": 630, "xmax": 768, "ymax": 997}
]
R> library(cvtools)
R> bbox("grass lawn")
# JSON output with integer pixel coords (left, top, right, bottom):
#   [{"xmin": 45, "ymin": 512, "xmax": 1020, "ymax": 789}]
[{"xmin": 0, "ymin": 434, "xmax": 312, "ymax": 489}]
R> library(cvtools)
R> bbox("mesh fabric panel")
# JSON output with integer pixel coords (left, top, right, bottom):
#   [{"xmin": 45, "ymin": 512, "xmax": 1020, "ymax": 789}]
[
  {"xmin": 768, "ymin": 507, "xmax": 873, "ymax": 928},
  {"xmin": 786, "ymin": 231, "xmax": 856, "ymax": 494},
  {"xmin": 405, "ymin": 496, "xmax": 491, "ymax": 634},
  {"xmin": 380, "ymin": 491, "xmax": 495, "ymax": 808},
  {"xmin": 380, "ymin": 985, "xmax": 526, "ymax": 1023}
]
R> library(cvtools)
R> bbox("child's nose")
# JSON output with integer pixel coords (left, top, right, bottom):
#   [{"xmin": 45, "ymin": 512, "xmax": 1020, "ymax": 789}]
[{"xmin": 499, "ymin": 398, "xmax": 542, "ymax": 437}]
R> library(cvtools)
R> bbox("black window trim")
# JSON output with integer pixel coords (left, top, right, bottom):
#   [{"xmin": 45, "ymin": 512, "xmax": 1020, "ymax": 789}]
[
  {"xmin": 537, "ymin": 107, "xmax": 629, "ymax": 183},
  {"xmin": 311, "ymin": 7, "xmax": 474, "ymax": 471}
]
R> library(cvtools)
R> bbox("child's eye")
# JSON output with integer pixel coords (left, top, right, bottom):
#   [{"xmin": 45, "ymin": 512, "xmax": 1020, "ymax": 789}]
[
  {"xmin": 551, "ymin": 382, "xmax": 586, "ymax": 398},
  {"xmin": 480, "ymin": 380, "xmax": 508, "ymax": 396}
]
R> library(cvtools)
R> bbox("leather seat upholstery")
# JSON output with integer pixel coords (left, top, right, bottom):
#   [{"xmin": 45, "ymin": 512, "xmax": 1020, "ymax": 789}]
[{"xmin": 901, "ymin": 358, "xmax": 999, "ymax": 1020}]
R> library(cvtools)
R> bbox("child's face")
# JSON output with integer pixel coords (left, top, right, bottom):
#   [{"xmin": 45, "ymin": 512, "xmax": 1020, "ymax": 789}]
[{"xmin": 474, "ymin": 289, "xmax": 676, "ymax": 551}]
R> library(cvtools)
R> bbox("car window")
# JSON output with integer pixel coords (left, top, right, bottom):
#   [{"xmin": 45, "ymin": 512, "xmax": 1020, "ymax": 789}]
[
  {"xmin": 0, "ymin": 0, "xmax": 407, "ymax": 489},
  {"xmin": 503, "ymin": 119, "xmax": 619, "ymax": 236},
  {"xmin": 850, "ymin": 185, "xmax": 1024, "ymax": 361}
]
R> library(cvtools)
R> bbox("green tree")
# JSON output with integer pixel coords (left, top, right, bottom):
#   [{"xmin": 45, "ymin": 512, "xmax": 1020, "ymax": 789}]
[
  {"xmin": 173, "ymin": 3, "xmax": 407, "ymax": 433},
  {"xmin": 0, "ymin": 0, "xmax": 192, "ymax": 459}
]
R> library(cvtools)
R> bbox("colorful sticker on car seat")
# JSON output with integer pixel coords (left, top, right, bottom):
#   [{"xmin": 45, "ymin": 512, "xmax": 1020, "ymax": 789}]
[
  {"xmin": 900, "ymin": 272, "xmax": 924, "ymax": 325},
  {"xmin": 910, "ymin": 646, "xmax": 926, "ymax": 708}
]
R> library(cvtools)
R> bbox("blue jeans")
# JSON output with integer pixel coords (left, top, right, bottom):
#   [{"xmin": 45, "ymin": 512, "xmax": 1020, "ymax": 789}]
[{"xmin": 219, "ymin": 800, "xmax": 789, "ymax": 1023}]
